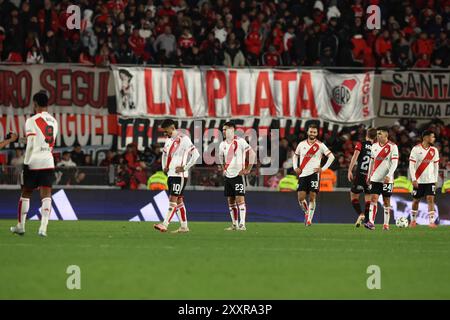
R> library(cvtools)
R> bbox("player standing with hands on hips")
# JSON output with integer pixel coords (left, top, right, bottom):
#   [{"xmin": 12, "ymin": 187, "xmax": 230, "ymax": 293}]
[
  {"xmin": 154, "ymin": 119, "xmax": 200, "ymax": 233},
  {"xmin": 365, "ymin": 127, "xmax": 398, "ymax": 231},
  {"xmin": 409, "ymin": 130, "xmax": 440, "ymax": 228},
  {"xmin": 293, "ymin": 124, "xmax": 335, "ymax": 226},
  {"xmin": 219, "ymin": 122, "xmax": 256, "ymax": 231},
  {"xmin": 10, "ymin": 91, "xmax": 58, "ymax": 237}
]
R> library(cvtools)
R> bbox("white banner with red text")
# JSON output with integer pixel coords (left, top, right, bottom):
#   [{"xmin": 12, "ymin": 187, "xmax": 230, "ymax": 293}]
[
  {"xmin": 379, "ymin": 71, "xmax": 450, "ymax": 119},
  {"xmin": 112, "ymin": 67, "xmax": 376, "ymax": 124},
  {"xmin": 0, "ymin": 64, "xmax": 111, "ymax": 116}
]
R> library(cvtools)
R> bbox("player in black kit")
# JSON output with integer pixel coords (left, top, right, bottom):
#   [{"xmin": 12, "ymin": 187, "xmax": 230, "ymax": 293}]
[{"xmin": 348, "ymin": 128, "xmax": 377, "ymax": 227}]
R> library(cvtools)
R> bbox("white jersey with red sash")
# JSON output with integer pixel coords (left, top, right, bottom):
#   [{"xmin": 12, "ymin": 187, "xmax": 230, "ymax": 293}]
[
  {"xmin": 163, "ymin": 133, "xmax": 196, "ymax": 178},
  {"xmin": 294, "ymin": 140, "xmax": 331, "ymax": 178},
  {"xmin": 409, "ymin": 144, "xmax": 440, "ymax": 183},
  {"xmin": 219, "ymin": 137, "xmax": 251, "ymax": 178},
  {"xmin": 24, "ymin": 111, "xmax": 58, "ymax": 170},
  {"xmin": 369, "ymin": 141, "xmax": 399, "ymax": 183}
]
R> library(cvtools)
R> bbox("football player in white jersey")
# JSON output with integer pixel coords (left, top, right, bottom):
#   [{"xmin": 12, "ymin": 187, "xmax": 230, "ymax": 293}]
[
  {"xmin": 409, "ymin": 130, "xmax": 440, "ymax": 228},
  {"xmin": 154, "ymin": 119, "xmax": 200, "ymax": 233},
  {"xmin": 365, "ymin": 127, "xmax": 399, "ymax": 231},
  {"xmin": 293, "ymin": 124, "xmax": 335, "ymax": 226},
  {"xmin": 10, "ymin": 91, "xmax": 58, "ymax": 237},
  {"xmin": 219, "ymin": 122, "xmax": 256, "ymax": 231}
]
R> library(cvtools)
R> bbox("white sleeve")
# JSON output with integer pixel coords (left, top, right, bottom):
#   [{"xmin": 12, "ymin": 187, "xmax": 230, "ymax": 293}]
[
  {"xmin": 387, "ymin": 145, "xmax": 399, "ymax": 177},
  {"xmin": 240, "ymin": 138, "xmax": 251, "ymax": 152},
  {"xmin": 25, "ymin": 118, "xmax": 36, "ymax": 138},
  {"xmin": 321, "ymin": 144, "xmax": 334, "ymax": 171},
  {"xmin": 184, "ymin": 138, "xmax": 199, "ymax": 171},
  {"xmin": 321, "ymin": 143, "xmax": 331, "ymax": 157},
  {"xmin": 23, "ymin": 119, "xmax": 36, "ymax": 165},
  {"xmin": 433, "ymin": 148, "xmax": 440, "ymax": 183},
  {"xmin": 161, "ymin": 141, "xmax": 168, "ymax": 169}
]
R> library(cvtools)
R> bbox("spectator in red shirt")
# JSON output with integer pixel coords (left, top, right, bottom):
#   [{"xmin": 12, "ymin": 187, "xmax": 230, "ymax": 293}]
[
  {"xmin": 245, "ymin": 25, "xmax": 262, "ymax": 65},
  {"xmin": 128, "ymin": 28, "xmax": 146, "ymax": 60},
  {"xmin": 178, "ymin": 28, "xmax": 195, "ymax": 51},
  {"xmin": 263, "ymin": 45, "xmax": 281, "ymax": 66},
  {"xmin": 412, "ymin": 32, "xmax": 434, "ymax": 59},
  {"xmin": 375, "ymin": 30, "xmax": 392, "ymax": 59},
  {"xmin": 414, "ymin": 53, "xmax": 431, "ymax": 68},
  {"xmin": 95, "ymin": 44, "xmax": 117, "ymax": 66},
  {"xmin": 38, "ymin": 0, "xmax": 59, "ymax": 37},
  {"xmin": 158, "ymin": 0, "xmax": 176, "ymax": 18}
]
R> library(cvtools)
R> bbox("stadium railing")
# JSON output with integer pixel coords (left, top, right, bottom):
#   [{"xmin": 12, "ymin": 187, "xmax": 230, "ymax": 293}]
[
  {"xmin": 3, "ymin": 61, "xmax": 450, "ymax": 72},
  {"xmin": 0, "ymin": 165, "xmax": 448, "ymax": 191}
]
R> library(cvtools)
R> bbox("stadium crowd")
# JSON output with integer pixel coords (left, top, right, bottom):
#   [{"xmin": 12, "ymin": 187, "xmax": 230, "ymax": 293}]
[{"xmin": 1, "ymin": 0, "xmax": 450, "ymax": 68}]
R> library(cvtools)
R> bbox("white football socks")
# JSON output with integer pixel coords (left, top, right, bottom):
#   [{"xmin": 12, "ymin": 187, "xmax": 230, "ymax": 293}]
[
  {"xmin": 238, "ymin": 202, "xmax": 246, "ymax": 227},
  {"xmin": 163, "ymin": 201, "xmax": 178, "ymax": 227},
  {"xmin": 369, "ymin": 202, "xmax": 378, "ymax": 224},
  {"xmin": 40, "ymin": 197, "xmax": 52, "ymax": 233},
  {"xmin": 229, "ymin": 203, "xmax": 238, "ymax": 226},
  {"xmin": 18, "ymin": 197, "xmax": 30, "ymax": 230},
  {"xmin": 177, "ymin": 203, "xmax": 188, "ymax": 229},
  {"xmin": 383, "ymin": 207, "xmax": 391, "ymax": 226},
  {"xmin": 307, "ymin": 201, "xmax": 316, "ymax": 223}
]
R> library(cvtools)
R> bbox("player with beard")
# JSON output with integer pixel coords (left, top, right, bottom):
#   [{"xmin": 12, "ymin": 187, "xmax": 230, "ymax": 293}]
[{"xmin": 293, "ymin": 124, "xmax": 335, "ymax": 226}]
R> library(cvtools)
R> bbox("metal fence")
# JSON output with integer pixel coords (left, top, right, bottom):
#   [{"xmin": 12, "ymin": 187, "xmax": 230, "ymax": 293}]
[{"xmin": 1, "ymin": 165, "xmax": 448, "ymax": 190}]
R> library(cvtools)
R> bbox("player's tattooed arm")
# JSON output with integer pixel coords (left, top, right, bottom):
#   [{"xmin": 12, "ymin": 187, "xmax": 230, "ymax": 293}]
[
  {"xmin": 241, "ymin": 147, "xmax": 256, "ymax": 175},
  {"xmin": 409, "ymin": 158, "xmax": 418, "ymax": 188},
  {"xmin": 293, "ymin": 152, "xmax": 301, "ymax": 176},
  {"xmin": 348, "ymin": 149, "xmax": 360, "ymax": 182},
  {"xmin": 366, "ymin": 157, "xmax": 374, "ymax": 185}
]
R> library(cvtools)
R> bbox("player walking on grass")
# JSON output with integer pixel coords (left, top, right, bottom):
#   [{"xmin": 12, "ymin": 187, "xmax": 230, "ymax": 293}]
[
  {"xmin": 409, "ymin": 130, "xmax": 440, "ymax": 228},
  {"xmin": 154, "ymin": 119, "xmax": 200, "ymax": 233},
  {"xmin": 219, "ymin": 122, "xmax": 256, "ymax": 231},
  {"xmin": 364, "ymin": 127, "xmax": 398, "ymax": 231},
  {"xmin": 348, "ymin": 128, "xmax": 377, "ymax": 227},
  {"xmin": 293, "ymin": 124, "xmax": 335, "ymax": 226},
  {"xmin": 10, "ymin": 91, "xmax": 58, "ymax": 237}
]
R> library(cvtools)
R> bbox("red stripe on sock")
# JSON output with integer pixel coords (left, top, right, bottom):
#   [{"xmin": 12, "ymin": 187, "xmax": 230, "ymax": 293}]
[
  {"xmin": 168, "ymin": 206, "xmax": 177, "ymax": 222},
  {"xmin": 18, "ymin": 199, "xmax": 22, "ymax": 223},
  {"xmin": 372, "ymin": 204, "xmax": 377, "ymax": 222},
  {"xmin": 179, "ymin": 205, "xmax": 186, "ymax": 222},
  {"xmin": 232, "ymin": 205, "xmax": 238, "ymax": 220}
]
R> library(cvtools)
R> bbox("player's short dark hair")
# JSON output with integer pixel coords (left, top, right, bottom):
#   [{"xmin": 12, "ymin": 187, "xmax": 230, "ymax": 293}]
[
  {"xmin": 161, "ymin": 119, "xmax": 177, "ymax": 129},
  {"xmin": 422, "ymin": 130, "xmax": 434, "ymax": 139},
  {"xmin": 33, "ymin": 91, "xmax": 48, "ymax": 108},
  {"xmin": 307, "ymin": 124, "xmax": 318, "ymax": 131},
  {"xmin": 222, "ymin": 121, "xmax": 236, "ymax": 129},
  {"xmin": 377, "ymin": 126, "xmax": 389, "ymax": 133},
  {"xmin": 367, "ymin": 128, "xmax": 377, "ymax": 140}
]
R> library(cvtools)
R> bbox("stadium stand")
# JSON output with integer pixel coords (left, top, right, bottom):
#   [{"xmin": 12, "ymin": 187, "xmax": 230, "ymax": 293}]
[{"xmin": 0, "ymin": 0, "xmax": 449, "ymax": 68}]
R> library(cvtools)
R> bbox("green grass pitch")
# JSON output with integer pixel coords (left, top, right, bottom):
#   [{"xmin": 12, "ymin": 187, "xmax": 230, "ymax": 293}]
[{"xmin": 1, "ymin": 220, "xmax": 449, "ymax": 299}]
